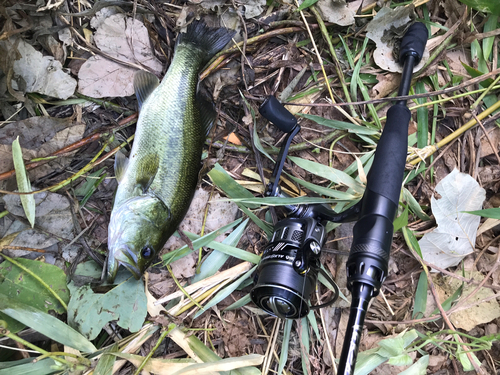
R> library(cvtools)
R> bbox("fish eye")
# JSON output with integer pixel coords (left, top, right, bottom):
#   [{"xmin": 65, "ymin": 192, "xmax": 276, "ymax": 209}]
[{"xmin": 141, "ymin": 246, "xmax": 154, "ymax": 259}]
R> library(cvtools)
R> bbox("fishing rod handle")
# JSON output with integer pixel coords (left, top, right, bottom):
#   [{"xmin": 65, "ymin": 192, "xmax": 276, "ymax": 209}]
[{"xmin": 346, "ymin": 22, "xmax": 427, "ymax": 292}]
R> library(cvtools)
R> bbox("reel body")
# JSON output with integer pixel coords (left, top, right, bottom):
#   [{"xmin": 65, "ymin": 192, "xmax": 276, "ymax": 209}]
[{"xmin": 251, "ymin": 217, "xmax": 338, "ymax": 319}]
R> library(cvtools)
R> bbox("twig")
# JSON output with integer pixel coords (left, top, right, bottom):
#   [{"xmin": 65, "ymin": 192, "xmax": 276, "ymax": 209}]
[
  {"xmin": 206, "ymin": 128, "xmax": 344, "ymax": 154},
  {"xmin": 0, "ymin": 113, "xmax": 138, "ymax": 182},
  {"xmin": 409, "ymin": 99, "xmax": 500, "ymax": 165},
  {"xmin": 294, "ymin": 1, "xmax": 360, "ymax": 126},
  {"xmin": 282, "ymin": 68, "xmax": 500, "ymax": 107},
  {"xmin": 472, "ymin": 112, "xmax": 500, "ymax": 165}
]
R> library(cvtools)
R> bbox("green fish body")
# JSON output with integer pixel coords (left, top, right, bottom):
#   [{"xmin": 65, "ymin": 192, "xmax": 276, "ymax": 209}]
[{"xmin": 107, "ymin": 22, "xmax": 234, "ymax": 282}]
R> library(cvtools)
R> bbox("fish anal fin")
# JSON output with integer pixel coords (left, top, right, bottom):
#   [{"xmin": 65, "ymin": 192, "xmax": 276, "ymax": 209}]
[
  {"xmin": 134, "ymin": 71, "xmax": 160, "ymax": 109},
  {"xmin": 114, "ymin": 151, "xmax": 129, "ymax": 183},
  {"xmin": 137, "ymin": 153, "xmax": 160, "ymax": 193}
]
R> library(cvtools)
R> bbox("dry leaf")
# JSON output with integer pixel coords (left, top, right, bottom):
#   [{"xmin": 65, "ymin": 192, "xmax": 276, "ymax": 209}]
[
  {"xmin": 0, "ymin": 37, "xmax": 76, "ymax": 100},
  {"xmin": 366, "ymin": 7, "xmax": 429, "ymax": 73},
  {"xmin": 0, "ymin": 116, "xmax": 85, "ymax": 184},
  {"xmin": 78, "ymin": 14, "xmax": 162, "ymax": 98}
]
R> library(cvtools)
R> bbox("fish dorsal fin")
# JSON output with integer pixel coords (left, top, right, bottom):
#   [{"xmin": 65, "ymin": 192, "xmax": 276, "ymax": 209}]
[
  {"xmin": 196, "ymin": 91, "xmax": 217, "ymax": 136},
  {"xmin": 114, "ymin": 151, "xmax": 129, "ymax": 184},
  {"xmin": 134, "ymin": 71, "xmax": 160, "ymax": 109},
  {"xmin": 136, "ymin": 153, "xmax": 160, "ymax": 193}
]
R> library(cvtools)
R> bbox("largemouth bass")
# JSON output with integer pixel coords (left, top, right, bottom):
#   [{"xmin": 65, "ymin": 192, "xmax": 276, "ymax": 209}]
[{"xmin": 107, "ymin": 21, "xmax": 234, "ymax": 282}]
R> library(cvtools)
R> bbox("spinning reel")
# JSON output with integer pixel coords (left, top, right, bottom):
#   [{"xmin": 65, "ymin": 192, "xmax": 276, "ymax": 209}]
[{"xmin": 250, "ymin": 22, "xmax": 428, "ymax": 375}]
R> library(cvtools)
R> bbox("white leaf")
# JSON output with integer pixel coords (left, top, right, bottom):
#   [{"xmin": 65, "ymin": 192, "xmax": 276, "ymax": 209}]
[
  {"xmin": 12, "ymin": 137, "xmax": 35, "ymax": 228},
  {"xmin": 419, "ymin": 169, "xmax": 486, "ymax": 270}
]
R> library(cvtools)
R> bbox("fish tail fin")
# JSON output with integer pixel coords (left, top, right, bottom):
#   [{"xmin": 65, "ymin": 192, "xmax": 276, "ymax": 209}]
[{"xmin": 176, "ymin": 21, "xmax": 235, "ymax": 62}]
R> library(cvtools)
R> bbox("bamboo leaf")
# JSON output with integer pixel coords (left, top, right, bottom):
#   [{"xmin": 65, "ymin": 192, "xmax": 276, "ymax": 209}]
[
  {"xmin": 192, "ymin": 219, "xmax": 249, "ymax": 283},
  {"xmin": 162, "ymin": 219, "xmax": 242, "ymax": 265},
  {"xmin": 94, "ymin": 343, "xmax": 118, "ymax": 375},
  {"xmin": 289, "ymin": 156, "xmax": 365, "ymax": 193},
  {"xmin": 298, "ymin": 114, "xmax": 379, "ymax": 135},
  {"xmin": 286, "ymin": 173, "xmax": 359, "ymax": 201},
  {"xmin": 0, "ymin": 294, "xmax": 96, "ymax": 353},
  {"xmin": 12, "ymin": 137, "xmax": 35, "ymax": 227},
  {"xmin": 225, "ymin": 294, "xmax": 252, "ymax": 310},
  {"xmin": 0, "ymin": 358, "xmax": 59, "ymax": 375}
]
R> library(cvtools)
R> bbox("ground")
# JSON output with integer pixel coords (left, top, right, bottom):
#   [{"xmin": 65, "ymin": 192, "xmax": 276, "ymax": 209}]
[{"xmin": 0, "ymin": 0, "xmax": 500, "ymax": 374}]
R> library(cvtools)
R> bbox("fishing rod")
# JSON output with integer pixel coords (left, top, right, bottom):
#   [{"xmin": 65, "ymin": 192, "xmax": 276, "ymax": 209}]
[{"xmin": 250, "ymin": 22, "xmax": 428, "ymax": 373}]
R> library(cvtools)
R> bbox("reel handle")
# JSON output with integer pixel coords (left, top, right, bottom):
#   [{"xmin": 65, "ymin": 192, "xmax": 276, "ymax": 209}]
[{"xmin": 259, "ymin": 97, "xmax": 300, "ymax": 197}]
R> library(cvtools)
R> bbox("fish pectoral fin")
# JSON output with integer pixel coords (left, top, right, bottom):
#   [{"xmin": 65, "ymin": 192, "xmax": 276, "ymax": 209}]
[
  {"xmin": 136, "ymin": 153, "xmax": 160, "ymax": 193},
  {"xmin": 114, "ymin": 151, "xmax": 129, "ymax": 183},
  {"xmin": 196, "ymin": 91, "xmax": 217, "ymax": 136},
  {"xmin": 134, "ymin": 70, "xmax": 160, "ymax": 109}
]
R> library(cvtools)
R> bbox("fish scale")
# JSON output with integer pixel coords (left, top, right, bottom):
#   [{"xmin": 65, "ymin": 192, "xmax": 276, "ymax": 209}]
[{"xmin": 107, "ymin": 21, "xmax": 235, "ymax": 282}]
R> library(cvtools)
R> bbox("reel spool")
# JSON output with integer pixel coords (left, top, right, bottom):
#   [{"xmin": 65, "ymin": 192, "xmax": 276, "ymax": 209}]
[{"xmin": 251, "ymin": 217, "xmax": 339, "ymax": 319}]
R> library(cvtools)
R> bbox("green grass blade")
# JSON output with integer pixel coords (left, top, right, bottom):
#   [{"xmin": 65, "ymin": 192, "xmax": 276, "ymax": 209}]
[
  {"xmin": 464, "ymin": 207, "xmax": 500, "ymax": 219},
  {"xmin": 397, "ymin": 354, "xmax": 429, "ymax": 375},
  {"xmin": 412, "ymin": 272, "xmax": 428, "ymax": 319},
  {"xmin": 299, "ymin": 317, "xmax": 310, "ymax": 375},
  {"xmin": 483, "ymin": 15, "xmax": 498, "ymax": 60},
  {"xmin": 286, "ymin": 174, "xmax": 359, "ymax": 200},
  {"xmin": 192, "ymin": 219, "xmax": 249, "ymax": 283},
  {"xmin": 12, "ymin": 137, "xmax": 35, "ymax": 227},
  {"xmin": 306, "ymin": 309, "xmax": 320, "ymax": 340},
  {"xmin": 298, "ymin": 114, "xmax": 379, "ymax": 135},
  {"xmin": 415, "ymin": 81, "xmax": 429, "ymax": 148},
  {"xmin": 225, "ymin": 294, "xmax": 251, "ymax": 311},
  {"xmin": 289, "ymin": 156, "xmax": 365, "ymax": 193},
  {"xmin": 94, "ymin": 343, "xmax": 118, "ymax": 375},
  {"xmin": 0, "ymin": 294, "xmax": 96, "ymax": 353},
  {"xmin": 208, "ymin": 165, "xmax": 272, "ymax": 236},
  {"xmin": 278, "ymin": 319, "xmax": 293, "ymax": 375},
  {"xmin": 228, "ymin": 196, "xmax": 338, "ymax": 206},
  {"xmin": 402, "ymin": 187, "xmax": 430, "ymax": 221},
  {"xmin": 209, "ymin": 164, "xmax": 258, "ymax": 208},
  {"xmin": 402, "ymin": 227, "xmax": 423, "ymax": 259},
  {"xmin": 297, "ymin": 0, "xmax": 319, "ymax": 11},
  {"xmin": 393, "ymin": 205, "xmax": 409, "ymax": 232},
  {"xmin": 162, "ymin": 219, "xmax": 242, "ymax": 264}
]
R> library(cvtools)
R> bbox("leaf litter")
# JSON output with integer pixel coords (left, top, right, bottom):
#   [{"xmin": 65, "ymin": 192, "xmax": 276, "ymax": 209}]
[{"xmin": 1, "ymin": 0, "xmax": 500, "ymax": 374}]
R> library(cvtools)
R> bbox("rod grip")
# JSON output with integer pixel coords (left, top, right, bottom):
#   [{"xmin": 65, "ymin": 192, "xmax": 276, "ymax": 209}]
[
  {"xmin": 366, "ymin": 105, "xmax": 410, "ymax": 206},
  {"xmin": 399, "ymin": 22, "xmax": 428, "ymax": 64}
]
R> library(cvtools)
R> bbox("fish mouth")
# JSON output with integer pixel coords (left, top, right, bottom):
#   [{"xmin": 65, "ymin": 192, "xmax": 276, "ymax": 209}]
[
  {"xmin": 108, "ymin": 246, "xmax": 143, "ymax": 282},
  {"xmin": 120, "ymin": 261, "xmax": 142, "ymax": 280}
]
